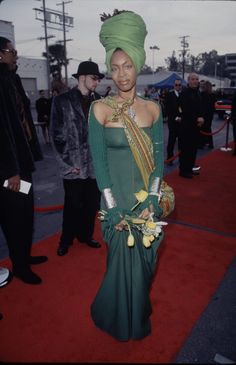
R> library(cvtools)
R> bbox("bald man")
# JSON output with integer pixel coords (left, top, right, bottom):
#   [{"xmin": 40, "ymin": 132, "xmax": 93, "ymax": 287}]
[{"xmin": 178, "ymin": 73, "xmax": 204, "ymax": 178}]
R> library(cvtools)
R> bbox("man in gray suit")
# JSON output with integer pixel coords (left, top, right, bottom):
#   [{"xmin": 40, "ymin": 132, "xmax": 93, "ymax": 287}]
[{"xmin": 50, "ymin": 61, "xmax": 104, "ymax": 256}]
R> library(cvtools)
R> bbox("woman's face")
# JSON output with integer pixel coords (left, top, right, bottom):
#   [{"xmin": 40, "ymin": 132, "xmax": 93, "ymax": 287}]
[
  {"xmin": 110, "ymin": 49, "xmax": 137, "ymax": 92},
  {"xmin": 0, "ymin": 41, "xmax": 18, "ymax": 70}
]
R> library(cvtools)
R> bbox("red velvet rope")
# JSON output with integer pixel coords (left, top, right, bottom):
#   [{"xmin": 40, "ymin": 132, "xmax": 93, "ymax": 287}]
[
  {"xmin": 200, "ymin": 118, "xmax": 228, "ymax": 136},
  {"xmin": 164, "ymin": 118, "xmax": 229, "ymax": 164},
  {"xmin": 34, "ymin": 205, "xmax": 64, "ymax": 212},
  {"xmin": 165, "ymin": 151, "xmax": 180, "ymax": 164}
]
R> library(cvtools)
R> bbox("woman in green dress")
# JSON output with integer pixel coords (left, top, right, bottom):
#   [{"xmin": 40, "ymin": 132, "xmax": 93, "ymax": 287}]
[{"xmin": 88, "ymin": 10, "xmax": 165, "ymax": 341}]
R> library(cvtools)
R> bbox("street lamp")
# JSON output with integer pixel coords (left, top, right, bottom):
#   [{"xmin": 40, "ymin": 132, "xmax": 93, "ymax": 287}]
[
  {"xmin": 215, "ymin": 61, "xmax": 220, "ymax": 78},
  {"xmin": 150, "ymin": 45, "xmax": 160, "ymax": 83}
]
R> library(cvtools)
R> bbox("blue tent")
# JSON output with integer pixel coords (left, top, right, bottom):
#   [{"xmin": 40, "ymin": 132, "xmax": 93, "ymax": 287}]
[{"xmin": 151, "ymin": 72, "xmax": 187, "ymax": 89}]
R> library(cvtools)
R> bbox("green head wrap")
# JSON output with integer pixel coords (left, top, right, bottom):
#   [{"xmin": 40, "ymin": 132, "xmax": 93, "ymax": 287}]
[{"xmin": 99, "ymin": 11, "xmax": 147, "ymax": 73}]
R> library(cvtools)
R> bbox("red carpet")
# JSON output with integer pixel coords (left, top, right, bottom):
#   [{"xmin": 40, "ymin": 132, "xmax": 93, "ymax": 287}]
[
  {"xmin": 0, "ymin": 148, "xmax": 236, "ymax": 363},
  {"xmin": 166, "ymin": 146, "xmax": 236, "ymax": 235}
]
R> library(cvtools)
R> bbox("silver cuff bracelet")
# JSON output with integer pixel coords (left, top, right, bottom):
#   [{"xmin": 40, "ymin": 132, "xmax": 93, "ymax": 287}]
[
  {"xmin": 102, "ymin": 188, "xmax": 117, "ymax": 209},
  {"xmin": 149, "ymin": 177, "xmax": 161, "ymax": 194}
]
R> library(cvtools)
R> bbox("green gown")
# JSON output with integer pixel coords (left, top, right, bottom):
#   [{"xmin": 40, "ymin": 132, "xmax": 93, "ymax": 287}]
[{"xmin": 88, "ymin": 104, "xmax": 164, "ymax": 341}]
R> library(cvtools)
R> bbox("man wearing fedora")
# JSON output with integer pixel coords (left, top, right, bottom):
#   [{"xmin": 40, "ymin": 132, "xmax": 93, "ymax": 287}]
[{"xmin": 50, "ymin": 61, "xmax": 104, "ymax": 256}]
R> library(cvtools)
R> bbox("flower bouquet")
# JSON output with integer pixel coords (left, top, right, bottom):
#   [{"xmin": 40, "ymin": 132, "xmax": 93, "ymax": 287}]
[{"xmin": 99, "ymin": 189, "xmax": 168, "ymax": 248}]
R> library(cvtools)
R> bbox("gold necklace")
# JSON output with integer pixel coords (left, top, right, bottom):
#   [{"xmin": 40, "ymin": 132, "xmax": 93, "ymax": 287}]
[
  {"xmin": 103, "ymin": 96, "xmax": 137, "ymax": 123},
  {"xmin": 116, "ymin": 96, "xmax": 136, "ymax": 121}
]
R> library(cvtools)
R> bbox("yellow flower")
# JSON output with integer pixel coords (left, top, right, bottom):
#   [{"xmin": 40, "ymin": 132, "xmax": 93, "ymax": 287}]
[
  {"xmin": 131, "ymin": 218, "xmax": 146, "ymax": 224},
  {"xmin": 149, "ymin": 235, "xmax": 155, "ymax": 242},
  {"xmin": 127, "ymin": 234, "xmax": 135, "ymax": 247},
  {"xmin": 145, "ymin": 221, "xmax": 156, "ymax": 229},
  {"xmin": 142, "ymin": 235, "xmax": 152, "ymax": 248},
  {"xmin": 131, "ymin": 190, "xmax": 148, "ymax": 211},
  {"xmin": 134, "ymin": 190, "xmax": 148, "ymax": 203}
]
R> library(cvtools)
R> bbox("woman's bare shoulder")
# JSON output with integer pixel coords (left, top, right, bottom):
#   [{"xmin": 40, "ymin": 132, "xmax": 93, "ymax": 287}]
[
  {"xmin": 92, "ymin": 100, "xmax": 111, "ymax": 125},
  {"xmin": 143, "ymin": 98, "xmax": 161, "ymax": 121}
]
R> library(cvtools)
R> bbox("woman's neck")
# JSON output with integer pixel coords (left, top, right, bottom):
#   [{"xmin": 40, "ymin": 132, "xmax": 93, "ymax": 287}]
[{"xmin": 116, "ymin": 89, "xmax": 137, "ymax": 103}]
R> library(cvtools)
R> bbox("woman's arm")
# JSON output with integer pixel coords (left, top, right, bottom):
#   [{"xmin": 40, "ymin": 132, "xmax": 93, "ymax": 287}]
[
  {"xmin": 88, "ymin": 102, "xmax": 126, "ymax": 226},
  {"xmin": 88, "ymin": 101, "xmax": 112, "ymax": 191}
]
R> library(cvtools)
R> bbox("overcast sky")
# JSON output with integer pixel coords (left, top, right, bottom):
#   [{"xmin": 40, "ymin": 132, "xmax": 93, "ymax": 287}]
[{"xmin": 1, "ymin": 0, "xmax": 236, "ymax": 76}]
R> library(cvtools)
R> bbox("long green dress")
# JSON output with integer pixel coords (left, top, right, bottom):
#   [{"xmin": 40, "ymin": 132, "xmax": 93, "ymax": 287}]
[{"xmin": 88, "ymin": 102, "xmax": 164, "ymax": 341}]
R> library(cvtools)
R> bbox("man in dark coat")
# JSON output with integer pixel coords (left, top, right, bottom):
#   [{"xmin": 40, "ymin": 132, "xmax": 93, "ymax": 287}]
[
  {"xmin": 35, "ymin": 90, "xmax": 51, "ymax": 144},
  {"xmin": 178, "ymin": 73, "xmax": 204, "ymax": 178},
  {"xmin": 165, "ymin": 79, "xmax": 182, "ymax": 165},
  {"xmin": 50, "ymin": 61, "xmax": 104, "ymax": 256},
  {"xmin": 199, "ymin": 80, "xmax": 215, "ymax": 149},
  {"xmin": 0, "ymin": 37, "xmax": 47, "ymax": 285}
]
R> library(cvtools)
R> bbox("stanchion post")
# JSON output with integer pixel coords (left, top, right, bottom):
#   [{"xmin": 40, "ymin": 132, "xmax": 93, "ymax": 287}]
[{"xmin": 220, "ymin": 112, "xmax": 232, "ymax": 152}]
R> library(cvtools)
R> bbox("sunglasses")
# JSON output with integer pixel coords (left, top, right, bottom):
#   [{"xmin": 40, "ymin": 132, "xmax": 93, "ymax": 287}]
[
  {"xmin": 88, "ymin": 75, "xmax": 101, "ymax": 82},
  {"xmin": 175, "ymin": 83, "xmax": 181, "ymax": 86},
  {"xmin": 1, "ymin": 48, "xmax": 17, "ymax": 56}
]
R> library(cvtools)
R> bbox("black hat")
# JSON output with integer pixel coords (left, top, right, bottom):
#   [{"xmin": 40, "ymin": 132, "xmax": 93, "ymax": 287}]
[{"xmin": 72, "ymin": 61, "xmax": 104, "ymax": 79}]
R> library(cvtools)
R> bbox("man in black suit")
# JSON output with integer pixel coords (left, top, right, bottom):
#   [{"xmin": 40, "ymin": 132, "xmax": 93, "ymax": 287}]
[
  {"xmin": 178, "ymin": 73, "xmax": 204, "ymax": 178},
  {"xmin": 165, "ymin": 79, "xmax": 182, "ymax": 165}
]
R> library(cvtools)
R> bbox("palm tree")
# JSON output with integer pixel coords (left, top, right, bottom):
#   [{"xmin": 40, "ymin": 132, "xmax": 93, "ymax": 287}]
[{"xmin": 43, "ymin": 43, "xmax": 68, "ymax": 81}]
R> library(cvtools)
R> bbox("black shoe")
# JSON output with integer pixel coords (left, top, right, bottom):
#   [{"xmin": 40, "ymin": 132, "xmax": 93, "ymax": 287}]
[
  {"xmin": 13, "ymin": 269, "xmax": 42, "ymax": 285},
  {"xmin": 192, "ymin": 171, "xmax": 200, "ymax": 176},
  {"xmin": 0, "ymin": 313, "xmax": 3, "ymax": 320},
  {"xmin": 179, "ymin": 172, "xmax": 193, "ymax": 179},
  {"xmin": 83, "ymin": 239, "xmax": 101, "ymax": 248},
  {"xmin": 57, "ymin": 244, "xmax": 70, "ymax": 256},
  {"xmin": 29, "ymin": 255, "xmax": 48, "ymax": 265}
]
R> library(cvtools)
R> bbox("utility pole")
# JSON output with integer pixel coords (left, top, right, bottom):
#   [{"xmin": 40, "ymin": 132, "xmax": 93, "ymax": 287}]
[
  {"xmin": 42, "ymin": 0, "xmax": 51, "ymax": 96},
  {"xmin": 179, "ymin": 35, "xmax": 189, "ymax": 80},
  {"xmin": 34, "ymin": 0, "xmax": 73, "ymax": 90},
  {"xmin": 34, "ymin": 0, "xmax": 51, "ymax": 97},
  {"xmin": 56, "ymin": 1, "xmax": 72, "ymax": 87}
]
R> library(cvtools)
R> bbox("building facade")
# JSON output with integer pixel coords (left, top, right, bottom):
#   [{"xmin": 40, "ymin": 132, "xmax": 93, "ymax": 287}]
[
  {"xmin": 0, "ymin": 19, "xmax": 48, "ymax": 104},
  {"xmin": 225, "ymin": 53, "xmax": 236, "ymax": 85}
]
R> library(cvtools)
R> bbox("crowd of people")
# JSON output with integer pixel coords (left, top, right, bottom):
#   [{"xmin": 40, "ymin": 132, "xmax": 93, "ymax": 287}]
[
  {"xmin": 0, "ymin": 8, "xmax": 235, "ymax": 338},
  {"xmin": 145, "ymin": 73, "xmax": 232, "ymax": 178}
]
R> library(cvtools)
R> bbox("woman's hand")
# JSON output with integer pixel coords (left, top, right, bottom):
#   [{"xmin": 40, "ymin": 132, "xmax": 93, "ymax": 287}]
[
  {"xmin": 115, "ymin": 219, "xmax": 128, "ymax": 231},
  {"xmin": 139, "ymin": 207, "xmax": 152, "ymax": 219}
]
